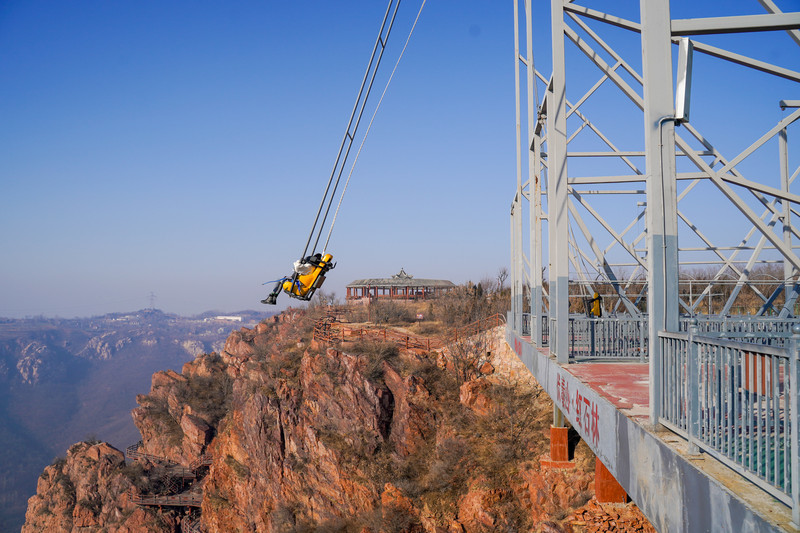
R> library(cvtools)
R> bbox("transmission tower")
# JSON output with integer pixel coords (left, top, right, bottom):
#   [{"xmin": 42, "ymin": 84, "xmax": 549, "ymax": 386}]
[{"xmin": 148, "ymin": 292, "xmax": 157, "ymax": 310}]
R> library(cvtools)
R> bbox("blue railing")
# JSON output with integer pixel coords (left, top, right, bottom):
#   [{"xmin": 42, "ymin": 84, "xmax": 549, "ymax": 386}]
[
  {"xmin": 568, "ymin": 317, "xmax": 647, "ymax": 361},
  {"xmin": 513, "ymin": 312, "xmax": 799, "ymax": 357},
  {"xmin": 520, "ymin": 313, "xmax": 549, "ymax": 346},
  {"xmin": 508, "ymin": 309, "xmax": 800, "ymax": 519},
  {"xmin": 658, "ymin": 325, "xmax": 799, "ymax": 519},
  {"xmin": 679, "ymin": 316, "xmax": 800, "ymax": 347}
]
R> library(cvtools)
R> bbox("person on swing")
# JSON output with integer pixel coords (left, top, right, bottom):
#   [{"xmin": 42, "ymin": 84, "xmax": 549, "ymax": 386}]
[{"xmin": 261, "ymin": 253, "xmax": 334, "ymax": 305}]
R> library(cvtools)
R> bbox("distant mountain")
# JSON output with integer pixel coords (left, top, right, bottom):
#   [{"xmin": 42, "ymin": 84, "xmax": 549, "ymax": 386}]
[{"xmin": 0, "ymin": 308, "xmax": 271, "ymax": 532}]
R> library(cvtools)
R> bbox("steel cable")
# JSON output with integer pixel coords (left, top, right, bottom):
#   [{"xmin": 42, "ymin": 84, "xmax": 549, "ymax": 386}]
[
  {"xmin": 323, "ymin": 0, "xmax": 426, "ymax": 255},
  {"xmin": 301, "ymin": 0, "xmax": 401, "ymax": 260}
]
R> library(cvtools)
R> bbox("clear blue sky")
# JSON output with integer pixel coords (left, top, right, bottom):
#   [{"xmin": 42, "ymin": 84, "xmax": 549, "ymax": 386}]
[{"xmin": 1, "ymin": 1, "xmax": 798, "ymax": 318}]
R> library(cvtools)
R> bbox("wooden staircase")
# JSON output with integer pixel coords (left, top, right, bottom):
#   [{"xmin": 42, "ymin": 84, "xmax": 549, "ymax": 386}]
[{"xmin": 126, "ymin": 441, "xmax": 212, "ymax": 530}]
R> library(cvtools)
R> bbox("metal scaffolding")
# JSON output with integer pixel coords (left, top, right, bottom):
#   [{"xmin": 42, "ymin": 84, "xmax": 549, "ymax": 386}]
[
  {"xmin": 509, "ymin": 1, "xmax": 800, "ymax": 523},
  {"xmin": 510, "ymin": 0, "xmax": 800, "ymax": 397}
]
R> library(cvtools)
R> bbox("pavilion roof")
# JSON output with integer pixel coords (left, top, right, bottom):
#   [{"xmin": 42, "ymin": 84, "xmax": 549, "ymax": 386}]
[{"xmin": 346, "ymin": 268, "xmax": 455, "ymax": 289}]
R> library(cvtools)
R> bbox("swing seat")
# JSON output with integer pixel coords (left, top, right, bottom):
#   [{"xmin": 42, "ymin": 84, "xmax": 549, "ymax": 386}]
[{"xmin": 283, "ymin": 253, "xmax": 335, "ymax": 301}]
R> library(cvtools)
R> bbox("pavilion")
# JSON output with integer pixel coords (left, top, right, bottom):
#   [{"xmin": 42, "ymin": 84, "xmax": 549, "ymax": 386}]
[{"xmin": 346, "ymin": 269, "xmax": 455, "ymax": 301}]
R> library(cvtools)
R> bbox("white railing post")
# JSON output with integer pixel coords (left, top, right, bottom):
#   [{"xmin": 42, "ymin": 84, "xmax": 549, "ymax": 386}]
[
  {"xmin": 791, "ymin": 324, "xmax": 800, "ymax": 526},
  {"xmin": 640, "ymin": 317, "xmax": 647, "ymax": 362},
  {"xmin": 688, "ymin": 319, "xmax": 701, "ymax": 455}
]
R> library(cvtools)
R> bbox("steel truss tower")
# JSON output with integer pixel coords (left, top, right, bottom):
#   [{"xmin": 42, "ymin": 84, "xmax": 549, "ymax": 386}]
[{"xmin": 510, "ymin": 0, "xmax": 800, "ymax": 422}]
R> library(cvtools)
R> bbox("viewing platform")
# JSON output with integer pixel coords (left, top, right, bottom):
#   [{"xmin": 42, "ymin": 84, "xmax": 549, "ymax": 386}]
[
  {"xmin": 506, "ymin": 0, "xmax": 800, "ymax": 529},
  {"xmin": 507, "ymin": 316, "xmax": 798, "ymax": 532}
]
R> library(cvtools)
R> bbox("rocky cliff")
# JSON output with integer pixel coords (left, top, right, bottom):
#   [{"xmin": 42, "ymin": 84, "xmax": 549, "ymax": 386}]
[
  {"xmin": 22, "ymin": 441, "xmax": 174, "ymax": 533},
  {"xmin": 0, "ymin": 309, "xmax": 257, "ymax": 531},
  {"xmin": 23, "ymin": 309, "xmax": 654, "ymax": 532}
]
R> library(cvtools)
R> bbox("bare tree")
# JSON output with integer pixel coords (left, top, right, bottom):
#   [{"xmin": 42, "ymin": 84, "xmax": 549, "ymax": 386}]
[
  {"xmin": 442, "ymin": 330, "xmax": 493, "ymax": 386},
  {"xmin": 497, "ymin": 267, "xmax": 509, "ymax": 292},
  {"xmin": 311, "ymin": 290, "xmax": 339, "ymax": 309}
]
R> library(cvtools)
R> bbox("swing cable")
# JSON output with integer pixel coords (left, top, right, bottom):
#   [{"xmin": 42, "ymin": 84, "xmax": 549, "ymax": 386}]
[{"xmin": 300, "ymin": 0, "xmax": 402, "ymax": 261}]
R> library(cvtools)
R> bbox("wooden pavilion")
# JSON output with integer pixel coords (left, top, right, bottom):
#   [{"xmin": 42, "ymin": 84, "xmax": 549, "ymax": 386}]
[{"xmin": 346, "ymin": 269, "xmax": 455, "ymax": 301}]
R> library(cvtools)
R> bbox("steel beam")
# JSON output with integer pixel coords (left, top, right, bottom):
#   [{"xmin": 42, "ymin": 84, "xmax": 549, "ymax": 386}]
[
  {"xmin": 782, "ymin": 126, "xmax": 795, "ymax": 317},
  {"xmin": 678, "ymin": 134, "xmax": 800, "ymax": 271},
  {"xmin": 563, "ymin": 4, "xmax": 641, "ymax": 33},
  {"xmin": 513, "ymin": 0, "xmax": 524, "ymax": 334},
  {"xmin": 675, "ymin": 38, "xmax": 800, "ymax": 83},
  {"xmin": 568, "ymin": 198, "xmax": 641, "ymax": 315},
  {"xmin": 642, "ymin": 0, "xmax": 679, "ymax": 425},
  {"xmin": 758, "ymin": 0, "xmax": 800, "ymax": 47},
  {"xmin": 528, "ymin": 0, "xmax": 545, "ymax": 347},
  {"xmin": 549, "ymin": 0, "xmax": 570, "ymax": 363},
  {"xmin": 566, "ymin": 10, "xmax": 644, "ymax": 85},
  {"xmin": 672, "ymin": 13, "xmax": 800, "ymax": 36},
  {"xmin": 570, "ymin": 190, "xmax": 647, "ymax": 270}
]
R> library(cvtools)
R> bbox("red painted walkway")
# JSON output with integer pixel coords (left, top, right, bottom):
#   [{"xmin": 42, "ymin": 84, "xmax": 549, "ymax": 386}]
[
  {"xmin": 566, "ymin": 363, "xmax": 650, "ymax": 419},
  {"xmin": 535, "ymin": 347, "xmax": 650, "ymax": 419}
]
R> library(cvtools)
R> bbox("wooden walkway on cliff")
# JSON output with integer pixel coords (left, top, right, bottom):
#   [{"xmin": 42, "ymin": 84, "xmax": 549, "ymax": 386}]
[
  {"xmin": 126, "ymin": 441, "xmax": 212, "ymax": 469},
  {"xmin": 125, "ymin": 441, "xmax": 212, "ymax": 510},
  {"xmin": 312, "ymin": 313, "xmax": 506, "ymax": 351},
  {"xmin": 128, "ymin": 489, "xmax": 203, "ymax": 507}
]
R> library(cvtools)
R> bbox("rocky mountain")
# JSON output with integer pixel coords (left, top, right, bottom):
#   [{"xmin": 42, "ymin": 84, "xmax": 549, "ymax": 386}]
[
  {"xmin": 22, "ymin": 441, "xmax": 171, "ymax": 533},
  {"xmin": 22, "ymin": 309, "xmax": 655, "ymax": 532},
  {"xmin": 0, "ymin": 309, "xmax": 266, "ymax": 532}
]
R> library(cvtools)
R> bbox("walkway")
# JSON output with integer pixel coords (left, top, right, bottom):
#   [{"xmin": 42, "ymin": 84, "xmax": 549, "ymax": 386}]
[
  {"xmin": 565, "ymin": 362, "xmax": 649, "ymax": 417},
  {"xmin": 508, "ymin": 329, "xmax": 795, "ymax": 532},
  {"xmin": 128, "ymin": 490, "xmax": 202, "ymax": 507},
  {"xmin": 125, "ymin": 441, "xmax": 211, "ymax": 527}
]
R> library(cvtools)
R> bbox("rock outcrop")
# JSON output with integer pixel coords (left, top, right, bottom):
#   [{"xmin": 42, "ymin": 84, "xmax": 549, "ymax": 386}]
[
  {"xmin": 22, "ymin": 442, "xmax": 171, "ymax": 533},
  {"xmin": 24, "ymin": 309, "xmax": 655, "ymax": 532}
]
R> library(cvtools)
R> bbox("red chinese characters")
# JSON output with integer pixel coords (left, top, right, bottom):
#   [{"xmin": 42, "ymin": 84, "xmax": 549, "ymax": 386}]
[
  {"xmin": 556, "ymin": 374, "xmax": 571, "ymax": 414},
  {"xmin": 573, "ymin": 388, "xmax": 600, "ymax": 447}
]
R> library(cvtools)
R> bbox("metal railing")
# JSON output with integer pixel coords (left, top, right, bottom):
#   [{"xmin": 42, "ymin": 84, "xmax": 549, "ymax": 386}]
[
  {"xmin": 521, "ymin": 313, "xmax": 531, "ymax": 336},
  {"xmin": 451, "ymin": 314, "xmax": 506, "ymax": 342},
  {"xmin": 568, "ymin": 317, "xmax": 647, "ymax": 361},
  {"xmin": 542, "ymin": 316, "xmax": 549, "ymax": 347},
  {"xmin": 510, "ymin": 312, "xmax": 800, "ymax": 356},
  {"xmin": 519, "ymin": 313, "xmax": 549, "ymax": 346},
  {"xmin": 314, "ymin": 320, "xmax": 438, "ymax": 351},
  {"xmin": 126, "ymin": 441, "xmax": 173, "ymax": 464},
  {"xmin": 679, "ymin": 316, "xmax": 800, "ymax": 347},
  {"xmin": 129, "ymin": 489, "xmax": 202, "ymax": 507},
  {"xmin": 658, "ymin": 325, "xmax": 799, "ymax": 517},
  {"xmin": 190, "ymin": 454, "xmax": 213, "ymax": 470}
]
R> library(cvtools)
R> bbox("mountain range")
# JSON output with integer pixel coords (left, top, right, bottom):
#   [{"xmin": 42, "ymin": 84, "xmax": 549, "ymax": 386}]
[{"xmin": 0, "ymin": 308, "xmax": 269, "ymax": 532}]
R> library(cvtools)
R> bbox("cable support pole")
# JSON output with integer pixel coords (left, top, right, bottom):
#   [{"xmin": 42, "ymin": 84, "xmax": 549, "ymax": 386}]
[
  {"xmin": 323, "ymin": 0, "xmax": 427, "ymax": 255},
  {"xmin": 311, "ymin": 0, "xmax": 402, "ymax": 255},
  {"xmin": 301, "ymin": 0, "xmax": 399, "ymax": 260}
]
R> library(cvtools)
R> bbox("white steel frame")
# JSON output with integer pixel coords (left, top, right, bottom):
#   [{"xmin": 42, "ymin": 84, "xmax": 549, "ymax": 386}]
[{"xmin": 510, "ymin": 0, "xmax": 800, "ymax": 416}]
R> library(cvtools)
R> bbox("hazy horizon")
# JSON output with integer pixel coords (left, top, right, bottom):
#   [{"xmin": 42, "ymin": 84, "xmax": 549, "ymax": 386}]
[{"xmin": 0, "ymin": 306, "xmax": 269, "ymax": 320}]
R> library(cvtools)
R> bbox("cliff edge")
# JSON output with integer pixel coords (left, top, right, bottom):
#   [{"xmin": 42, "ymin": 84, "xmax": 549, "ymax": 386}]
[{"xmin": 23, "ymin": 308, "xmax": 654, "ymax": 532}]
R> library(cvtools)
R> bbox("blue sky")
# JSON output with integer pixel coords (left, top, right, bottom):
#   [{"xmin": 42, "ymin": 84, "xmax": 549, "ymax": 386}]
[
  {"xmin": 0, "ymin": 1, "xmax": 515, "ymax": 317},
  {"xmin": 1, "ymin": 1, "xmax": 798, "ymax": 317}
]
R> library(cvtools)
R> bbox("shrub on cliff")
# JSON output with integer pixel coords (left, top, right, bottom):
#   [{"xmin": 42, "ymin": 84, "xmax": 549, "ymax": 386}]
[
  {"xmin": 175, "ymin": 371, "xmax": 232, "ymax": 427},
  {"xmin": 370, "ymin": 300, "xmax": 414, "ymax": 325},
  {"xmin": 348, "ymin": 340, "xmax": 399, "ymax": 382},
  {"xmin": 138, "ymin": 396, "xmax": 184, "ymax": 447},
  {"xmin": 431, "ymin": 281, "xmax": 509, "ymax": 327}
]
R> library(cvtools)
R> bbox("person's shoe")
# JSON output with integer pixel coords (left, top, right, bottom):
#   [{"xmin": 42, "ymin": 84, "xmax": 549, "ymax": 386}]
[{"xmin": 261, "ymin": 295, "xmax": 278, "ymax": 305}]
